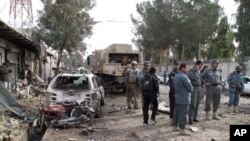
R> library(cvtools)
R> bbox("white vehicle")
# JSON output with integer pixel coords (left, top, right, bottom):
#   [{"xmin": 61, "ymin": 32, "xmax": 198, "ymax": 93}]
[
  {"xmin": 47, "ymin": 73, "xmax": 105, "ymax": 106},
  {"xmin": 157, "ymin": 72, "xmax": 169, "ymax": 85},
  {"xmin": 224, "ymin": 76, "xmax": 250, "ymax": 94}
]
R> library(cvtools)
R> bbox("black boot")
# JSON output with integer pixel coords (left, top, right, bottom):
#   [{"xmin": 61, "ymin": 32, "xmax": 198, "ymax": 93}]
[
  {"xmin": 193, "ymin": 119, "xmax": 199, "ymax": 122},
  {"xmin": 189, "ymin": 118, "xmax": 193, "ymax": 125}
]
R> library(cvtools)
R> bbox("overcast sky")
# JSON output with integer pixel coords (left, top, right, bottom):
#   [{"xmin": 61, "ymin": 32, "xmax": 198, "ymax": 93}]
[{"xmin": 0, "ymin": 0, "xmax": 239, "ymax": 56}]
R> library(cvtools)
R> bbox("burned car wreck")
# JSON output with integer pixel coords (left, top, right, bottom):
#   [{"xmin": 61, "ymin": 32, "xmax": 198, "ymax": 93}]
[{"xmin": 30, "ymin": 73, "xmax": 106, "ymax": 140}]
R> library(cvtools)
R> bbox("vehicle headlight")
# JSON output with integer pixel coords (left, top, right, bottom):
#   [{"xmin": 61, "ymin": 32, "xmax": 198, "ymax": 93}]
[{"xmin": 48, "ymin": 92, "xmax": 58, "ymax": 101}]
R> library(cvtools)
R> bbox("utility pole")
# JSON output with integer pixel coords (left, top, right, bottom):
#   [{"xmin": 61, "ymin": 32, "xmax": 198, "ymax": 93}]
[
  {"xmin": 159, "ymin": 48, "xmax": 162, "ymax": 72},
  {"xmin": 9, "ymin": 0, "xmax": 33, "ymax": 35}
]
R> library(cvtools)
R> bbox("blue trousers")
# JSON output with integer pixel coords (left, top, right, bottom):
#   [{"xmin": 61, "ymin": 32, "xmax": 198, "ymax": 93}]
[
  {"xmin": 173, "ymin": 104, "xmax": 189, "ymax": 129},
  {"xmin": 228, "ymin": 91, "xmax": 240, "ymax": 106}
]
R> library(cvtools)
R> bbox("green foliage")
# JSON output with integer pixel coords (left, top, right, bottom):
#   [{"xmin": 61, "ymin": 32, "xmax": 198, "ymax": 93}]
[
  {"xmin": 176, "ymin": 0, "xmax": 221, "ymax": 60},
  {"xmin": 207, "ymin": 16, "xmax": 235, "ymax": 59},
  {"xmin": 235, "ymin": 0, "xmax": 250, "ymax": 59},
  {"xmin": 33, "ymin": 0, "xmax": 95, "ymax": 74},
  {"xmin": 131, "ymin": 0, "xmax": 179, "ymax": 63},
  {"xmin": 132, "ymin": 0, "xmax": 222, "ymax": 63},
  {"xmin": 154, "ymin": 49, "xmax": 167, "ymax": 64}
]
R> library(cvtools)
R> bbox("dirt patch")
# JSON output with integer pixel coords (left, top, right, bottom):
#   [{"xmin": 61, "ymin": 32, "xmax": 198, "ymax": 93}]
[{"xmin": 42, "ymin": 85, "xmax": 250, "ymax": 141}]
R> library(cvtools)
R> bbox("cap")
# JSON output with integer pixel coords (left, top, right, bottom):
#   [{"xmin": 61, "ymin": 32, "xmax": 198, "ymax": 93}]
[
  {"xmin": 144, "ymin": 61, "xmax": 151, "ymax": 66},
  {"xmin": 211, "ymin": 59, "xmax": 219, "ymax": 64},
  {"xmin": 131, "ymin": 61, "xmax": 137, "ymax": 65},
  {"xmin": 173, "ymin": 60, "xmax": 180, "ymax": 65},
  {"xmin": 235, "ymin": 65, "xmax": 242, "ymax": 70}
]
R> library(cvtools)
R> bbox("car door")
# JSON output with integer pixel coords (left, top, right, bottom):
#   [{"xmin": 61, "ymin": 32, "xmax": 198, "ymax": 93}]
[
  {"xmin": 92, "ymin": 76, "xmax": 105, "ymax": 101},
  {"xmin": 95, "ymin": 76, "xmax": 105, "ymax": 105}
]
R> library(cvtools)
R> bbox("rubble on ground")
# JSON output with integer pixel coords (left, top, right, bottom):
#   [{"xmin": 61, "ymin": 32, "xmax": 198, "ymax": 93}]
[{"xmin": 0, "ymin": 107, "xmax": 28, "ymax": 141}]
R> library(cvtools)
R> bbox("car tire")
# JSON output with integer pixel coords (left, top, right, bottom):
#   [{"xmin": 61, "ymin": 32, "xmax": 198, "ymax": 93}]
[
  {"xmin": 100, "ymin": 96, "xmax": 105, "ymax": 106},
  {"xmin": 95, "ymin": 102, "xmax": 102, "ymax": 118}
]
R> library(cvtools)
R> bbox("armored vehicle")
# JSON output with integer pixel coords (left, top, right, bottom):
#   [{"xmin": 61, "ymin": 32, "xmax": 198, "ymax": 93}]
[{"xmin": 87, "ymin": 44, "xmax": 144, "ymax": 93}]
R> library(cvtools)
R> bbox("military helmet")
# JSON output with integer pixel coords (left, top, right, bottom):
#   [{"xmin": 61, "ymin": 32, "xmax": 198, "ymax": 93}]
[{"xmin": 131, "ymin": 61, "xmax": 137, "ymax": 65}]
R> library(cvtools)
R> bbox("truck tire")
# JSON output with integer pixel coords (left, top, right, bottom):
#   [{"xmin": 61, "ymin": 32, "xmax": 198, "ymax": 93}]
[{"xmin": 123, "ymin": 87, "xmax": 126, "ymax": 93}]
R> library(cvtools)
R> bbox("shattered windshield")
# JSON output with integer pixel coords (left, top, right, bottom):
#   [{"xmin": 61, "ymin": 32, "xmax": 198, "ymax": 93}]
[{"xmin": 52, "ymin": 76, "xmax": 89, "ymax": 89}]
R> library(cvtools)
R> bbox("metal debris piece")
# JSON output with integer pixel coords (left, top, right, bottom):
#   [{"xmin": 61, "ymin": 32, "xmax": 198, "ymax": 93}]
[
  {"xmin": 87, "ymin": 127, "xmax": 95, "ymax": 132},
  {"xmin": 158, "ymin": 101, "xmax": 170, "ymax": 114},
  {"xmin": 68, "ymin": 138, "xmax": 77, "ymax": 141},
  {"xmin": 81, "ymin": 129, "xmax": 89, "ymax": 135},
  {"xmin": 190, "ymin": 126, "xmax": 198, "ymax": 132}
]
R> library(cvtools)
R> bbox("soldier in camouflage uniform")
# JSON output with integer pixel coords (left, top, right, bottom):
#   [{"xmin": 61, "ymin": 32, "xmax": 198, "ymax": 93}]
[{"xmin": 125, "ymin": 61, "xmax": 140, "ymax": 112}]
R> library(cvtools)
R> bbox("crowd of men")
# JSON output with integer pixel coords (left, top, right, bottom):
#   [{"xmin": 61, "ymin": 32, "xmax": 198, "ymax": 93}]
[
  {"xmin": 124, "ymin": 59, "xmax": 245, "ymax": 136},
  {"xmin": 169, "ymin": 59, "xmax": 244, "ymax": 136}
]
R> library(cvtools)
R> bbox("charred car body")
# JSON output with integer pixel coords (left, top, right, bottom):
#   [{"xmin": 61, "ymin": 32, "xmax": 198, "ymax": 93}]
[
  {"xmin": 47, "ymin": 73, "xmax": 105, "ymax": 118},
  {"xmin": 31, "ymin": 73, "xmax": 105, "ymax": 132}
]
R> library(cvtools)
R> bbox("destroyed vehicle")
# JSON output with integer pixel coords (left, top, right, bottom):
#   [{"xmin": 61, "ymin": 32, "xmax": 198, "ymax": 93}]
[{"xmin": 47, "ymin": 73, "xmax": 105, "ymax": 117}]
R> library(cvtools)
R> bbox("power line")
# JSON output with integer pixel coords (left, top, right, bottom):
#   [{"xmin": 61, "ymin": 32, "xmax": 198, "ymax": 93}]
[{"xmin": 95, "ymin": 20, "xmax": 130, "ymax": 24}]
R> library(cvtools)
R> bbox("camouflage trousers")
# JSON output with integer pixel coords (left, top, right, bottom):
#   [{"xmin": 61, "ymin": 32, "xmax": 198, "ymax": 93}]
[{"xmin": 127, "ymin": 84, "xmax": 140, "ymax": 109}]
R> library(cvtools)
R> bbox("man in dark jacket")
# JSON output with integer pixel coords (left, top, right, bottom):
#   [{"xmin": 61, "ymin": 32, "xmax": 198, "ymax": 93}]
[
  {"xmin": 168, "ymin": 60, "xmax": 180, "ymax": 123},
  {"xmin": 141, "ymin": 66, "xmax": 159, "ymax": 127},
  {"xmin": 19, "ymin": 64, "xmax": 32, "ymax": 85},
  {"xmin": 19, "ymin": 64, "xmax": 33, "ymax": 98},
  {"xmin": 0, "ymin": 60, "xmax": 12, "ymax": 88}
]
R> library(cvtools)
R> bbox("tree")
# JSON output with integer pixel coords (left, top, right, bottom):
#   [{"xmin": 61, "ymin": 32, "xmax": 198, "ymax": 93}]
[
  {"xmin": 235, "ymin": 0, "xmax": 250, "ymax": 59},
  {"xmin": 131, "ymin": 0, "xmax": 222, "ymax": 66},
  {"xmin": 34, "ymin": 0, "xmax": 95, "ymax": 74},
  {"xmin": 179, "ymin": 0, "xmax": 221, "ymax": 60},
  {"xmin": 131, "ymin": 0, "xmax": 180, "ymax": 67},
  {"xmin": 207, "ymin": 16, "xmax": 235, "ymax": 59}
]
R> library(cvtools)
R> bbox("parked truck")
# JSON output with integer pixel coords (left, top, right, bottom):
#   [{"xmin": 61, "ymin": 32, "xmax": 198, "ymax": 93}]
[{"xmin": 87, "ymin": 44, "xmax": 144, "ymax": 93}]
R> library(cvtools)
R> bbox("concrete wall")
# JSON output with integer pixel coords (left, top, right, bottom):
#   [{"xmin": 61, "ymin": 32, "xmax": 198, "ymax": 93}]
[{"xmin": 154, "ymin": 61, "xmax": 248, "ymax": 80}]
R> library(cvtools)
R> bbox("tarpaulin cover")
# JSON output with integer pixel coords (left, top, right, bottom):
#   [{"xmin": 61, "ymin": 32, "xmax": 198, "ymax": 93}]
[{"xmin": 0, "ymin": 82, "xmax": 25, "ymax": 118}]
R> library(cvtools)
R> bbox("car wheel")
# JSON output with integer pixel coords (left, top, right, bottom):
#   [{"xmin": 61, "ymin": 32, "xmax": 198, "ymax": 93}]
[
  {"xmin": 100, "ymin": 96, "xmax": 105, "ymax": 106},
  {"xmin": 95, "ymin": 102, "xmax": 102, "ymax": 118}
]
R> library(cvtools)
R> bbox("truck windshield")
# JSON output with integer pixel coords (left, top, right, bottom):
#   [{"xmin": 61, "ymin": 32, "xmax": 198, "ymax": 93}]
[
  {"xmin": 52, "ymin": 76, "xmax": 89, "ymax": 89},
  {"xmin": 109, "ymin": 53, "xmax": 139, "ymax": 65}
]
